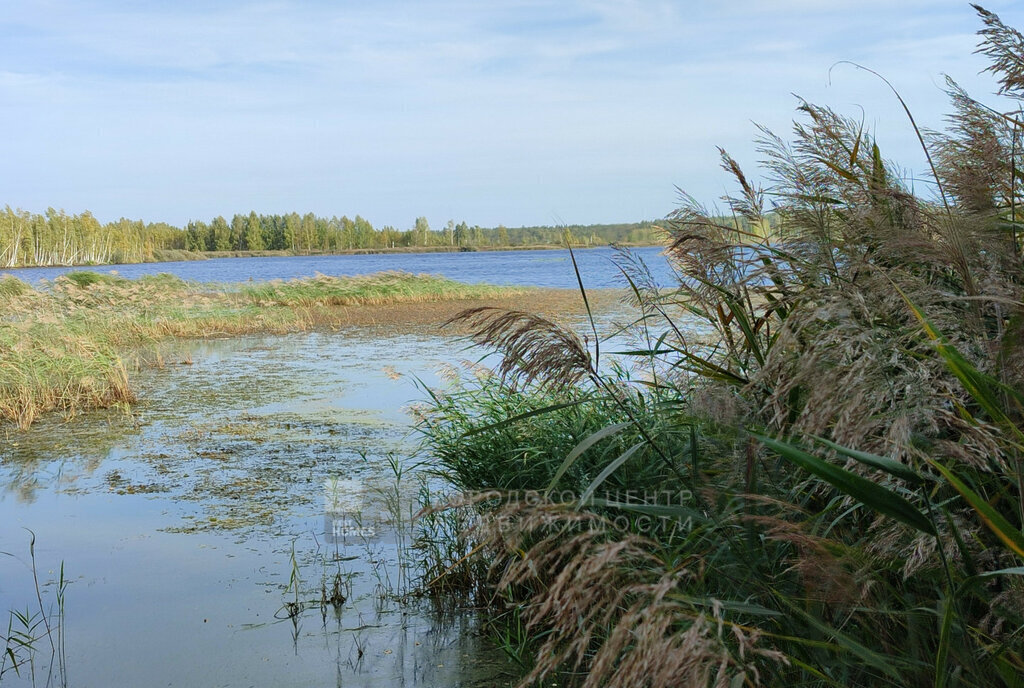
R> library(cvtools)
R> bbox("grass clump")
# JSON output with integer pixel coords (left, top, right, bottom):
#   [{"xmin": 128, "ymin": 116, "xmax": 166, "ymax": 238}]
[
  {"xmin": 62, "ymin": 271, "xmax": 128, "ymax": 288},
  {"xmin": 416, "ymin": 364, "xmax": 691, "ymax": 495},
  {"xmin": 150, "ymin": 248, "xmax": 208, "ymax": 262},
  {"xmin": 0, "ymin": 275, "xmax": 29, "ymax": 298},
  {"xmin": 415, "ymin": 7, "xmax": 1024, "ymax": 687},
  {"xmin": 0, "ymin": 329, "xmax": 135, "ymax": 429},
  {"xmin": 240, "ymin": 271, "xmax": 515, "ymax": 307},
  {"xmin": 0, "ymin": 271, "xmax": 525, "ymax": 428}
]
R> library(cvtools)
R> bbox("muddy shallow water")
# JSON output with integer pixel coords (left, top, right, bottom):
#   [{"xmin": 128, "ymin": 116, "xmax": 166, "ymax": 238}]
[{"xmin": 1, "ymin": 331, "xmax": 518, "ymax": 687}]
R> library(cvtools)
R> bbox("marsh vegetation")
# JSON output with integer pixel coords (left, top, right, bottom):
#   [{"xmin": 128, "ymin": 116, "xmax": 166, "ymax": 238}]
[
  {"xmin": 4, "ymin": 5, "xmax": 1024, "ymax": 688},
  {"xmin": 414, "ymin": 7, "xmax": 1024, "ymax": 687},
  {"xmin": 0, "ymin": 271, "xmax": 524, "ymax": 429},
  {"xmin": 0, "ymin": 329, "xmax": 557, "ymax": 687}
]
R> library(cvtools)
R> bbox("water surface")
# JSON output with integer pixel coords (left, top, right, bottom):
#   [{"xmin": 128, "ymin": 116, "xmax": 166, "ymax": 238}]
[
  {"xmin": 0, "ymin": 250, "xmax": 699, "ymax": 686},
  {"xmin": 0, "ymin": 332, "xmax": 519, "ymax": 687},
  {"xmin": 1, "ymin": 245, "xmax": 674, "ymax": 289}
]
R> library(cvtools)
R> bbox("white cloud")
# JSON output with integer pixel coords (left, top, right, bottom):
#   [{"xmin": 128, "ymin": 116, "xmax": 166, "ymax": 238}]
[{"xmin": 0, "ymin": 0, "xmax": 1022, "ymax": 227}]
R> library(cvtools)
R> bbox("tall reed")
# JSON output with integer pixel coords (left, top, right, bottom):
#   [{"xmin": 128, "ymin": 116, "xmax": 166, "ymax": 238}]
[{"xmin": 416, "ymin": 7, "xmax": 1024, "ymax": 687}]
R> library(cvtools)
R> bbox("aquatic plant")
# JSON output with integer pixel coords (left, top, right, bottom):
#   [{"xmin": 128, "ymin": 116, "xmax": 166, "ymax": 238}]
[
  {"xmin": 0, "ymin": 533, "xmax": 68, "ymax": 688},
  {"xmin": 416, "ymin": 6, "xmax": 1024, "ymax": 687},
  {"xmin": 239, "ymin": 271, "xmax": 514, "ymax": 307}
]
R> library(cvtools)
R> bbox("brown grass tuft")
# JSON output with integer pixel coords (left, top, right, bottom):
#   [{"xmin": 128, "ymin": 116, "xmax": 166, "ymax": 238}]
[{"xmin": 480, "ymin": 501, "xmax": 787, "ymax": 688}]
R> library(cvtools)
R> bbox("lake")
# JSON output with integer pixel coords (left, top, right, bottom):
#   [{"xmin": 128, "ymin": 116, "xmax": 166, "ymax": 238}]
[
  {"xmin": 0, "ymin": 245, "xmax": 675, "ymax": 289},
  {"xmin": 0, "ymin": 249, "xmax": 689, "ymax": 687}
]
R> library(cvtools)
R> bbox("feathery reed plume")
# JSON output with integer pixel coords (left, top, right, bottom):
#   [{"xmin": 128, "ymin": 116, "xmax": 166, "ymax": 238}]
[
  {"xmin": 415, "ymin": 8, "xmax": 1024, "ymax": 686},
  {"xmin": 973, "ymin": 3, "xmax": 1024, "ymax": 99},
  {"xmin": 483, "ymin": 501, "xmax": 785, "ymax": 688},
  {"xmin": 931, "ymin": 78, "xmax": 1013, "ymax": 213},
  {"xmin": 446, "ymin": 307, "xmax": 593, "ymax": 390}
]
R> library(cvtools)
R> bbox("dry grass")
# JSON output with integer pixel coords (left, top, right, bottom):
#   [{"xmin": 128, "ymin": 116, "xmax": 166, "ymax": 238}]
[{"xmin": 482, "ymin": 501, "xmax": 786, "ymax": 688}]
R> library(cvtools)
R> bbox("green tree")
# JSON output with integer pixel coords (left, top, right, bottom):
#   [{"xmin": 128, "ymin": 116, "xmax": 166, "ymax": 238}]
[
  {"xmin": 300, "ymin": 213, "xmax": 317, "ymax": 252},
  {"xmin": 353, "ymin": 215, "xmax": 375, "ymax": 248},
  {"xmin": 245, "ymin": 211, "xmax": 264, "ymax": 251},
  {"xmin": 185, "ymin": 221, "xmax": 205, "ymax": 252},
  {"xmin": 283, "ymin": 213, "xmax": 299, "ymax": 252},
  {"xmin": 210, "ymin": 216, "xmax": 231, "ymax": 251},
  {"xmin": 414, "ymin": 217, "xmax": 430, "ymax": 247}
]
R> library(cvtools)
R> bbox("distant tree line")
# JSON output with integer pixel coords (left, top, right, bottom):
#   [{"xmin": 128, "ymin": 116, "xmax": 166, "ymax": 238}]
[
  {"xmin": 181, "ymin": 213, "xmax": 667, "ymax": 253},
  {"xmin": 0, "ymin": 206, "xmax": 183, "ymax": 268},
  {"xmin": 0, "ymin": 205, "xmax": 669, "ymax": 268}
]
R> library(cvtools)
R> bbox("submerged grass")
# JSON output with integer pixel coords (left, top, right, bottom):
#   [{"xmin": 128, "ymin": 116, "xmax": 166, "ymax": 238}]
[
  {"xmin": 1, "ymin": 533, "xmax": 68, "ymax": 687},
  {"xmin": 0, "ymin": 271, "xmax": 524, "ymax": 428}
]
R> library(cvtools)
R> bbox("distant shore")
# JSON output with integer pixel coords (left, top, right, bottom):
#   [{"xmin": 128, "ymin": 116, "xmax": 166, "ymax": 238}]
[
  {"xmin": 200, "ymin": 240, "xmax": 662, "ymax": 258},
  {"xmin": 1, "ymin": 241, "xmax": 665, "ymax": 271}
]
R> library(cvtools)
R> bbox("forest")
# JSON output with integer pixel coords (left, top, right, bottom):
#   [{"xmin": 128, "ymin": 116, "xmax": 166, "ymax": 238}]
[{"xmin": 0, "ymin": 206, "xmax": 665, "ymax": 268}]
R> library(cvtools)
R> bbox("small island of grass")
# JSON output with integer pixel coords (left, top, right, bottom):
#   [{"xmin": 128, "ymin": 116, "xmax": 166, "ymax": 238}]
[{"xmin": 0, "ymin": 270, "xmax": 528, "ymax": 428}]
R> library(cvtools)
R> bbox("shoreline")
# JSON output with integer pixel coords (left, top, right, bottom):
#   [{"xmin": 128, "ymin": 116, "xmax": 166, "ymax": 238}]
[
  {"xmin": 0, "ymin": 270, "xmax": 623, "ymax": 429},
  {"xmin": 1, "ymin": 241, "xmax": 665, "ymax": 271}
]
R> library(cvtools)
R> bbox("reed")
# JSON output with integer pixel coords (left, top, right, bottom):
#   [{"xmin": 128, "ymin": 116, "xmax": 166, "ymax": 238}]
[
  {"xmin": 0, "ymin": 532, "xmax": 68, "ymax": 686},
  {"xmin": 240, "ymin": 271, "xmax": 513, "ymax": 307},
  {"xmin": 415, "ymin": 7, "xmax": 1024, "ymax": 687}
]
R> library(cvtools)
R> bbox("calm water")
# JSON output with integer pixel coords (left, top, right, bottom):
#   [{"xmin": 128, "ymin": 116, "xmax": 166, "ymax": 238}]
[
  {"xmin": 0, "ymin": 303, "xmax": 672, "ymax": 687},
  {"xmin": 0, "ymin": 333, "xmax": 520, "ymax": 687},
  {"xmin": 0, "ymin": 245, "xmax": 675, "ymax": 289}
]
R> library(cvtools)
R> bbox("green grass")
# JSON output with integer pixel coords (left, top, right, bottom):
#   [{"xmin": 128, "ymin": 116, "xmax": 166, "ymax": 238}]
[
  {"xmin": 0, "ymin": 275, "xmax": 29, "ymax": 298},
  {"xmin": 415, "ymin": 366, "xmax": 692, "ymax": 496},
  {"xmin": 238, "ymin": 271, "xmax": 515, "ymax": 307},
  {"xmin": 62, "ymin": 271, "xmax": 128, "ymax": 288}
]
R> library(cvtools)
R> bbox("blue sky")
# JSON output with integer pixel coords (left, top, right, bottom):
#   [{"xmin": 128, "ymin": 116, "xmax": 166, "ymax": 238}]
[{"xmin": 1, "ymin": 1, "xmax": 1022, "ymax": 229}]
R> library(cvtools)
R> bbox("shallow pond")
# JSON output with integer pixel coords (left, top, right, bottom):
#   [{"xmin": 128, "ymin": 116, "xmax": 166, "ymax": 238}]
[{"xmin": 0, "ymin": 331, "xmax": 520, "ymax": 687}]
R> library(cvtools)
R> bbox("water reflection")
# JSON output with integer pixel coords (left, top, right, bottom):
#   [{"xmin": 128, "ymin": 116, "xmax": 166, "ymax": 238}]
[
  {"xmin": 0, "ymin": 332, "xmax": 516, "ymax": 687},
  {"xmin": 0, "ymin": 300, "xmax": 676, "ymax": 686},
  {"xmin": 0, "ymin": 413, "xmax": 140, "ymax": 502}
]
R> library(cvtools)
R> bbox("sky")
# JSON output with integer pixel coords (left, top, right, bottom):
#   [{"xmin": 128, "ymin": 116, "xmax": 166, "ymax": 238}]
[{"xmin": 2, "ymin": 1, "xmax": 1023, "ymax": 230}]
